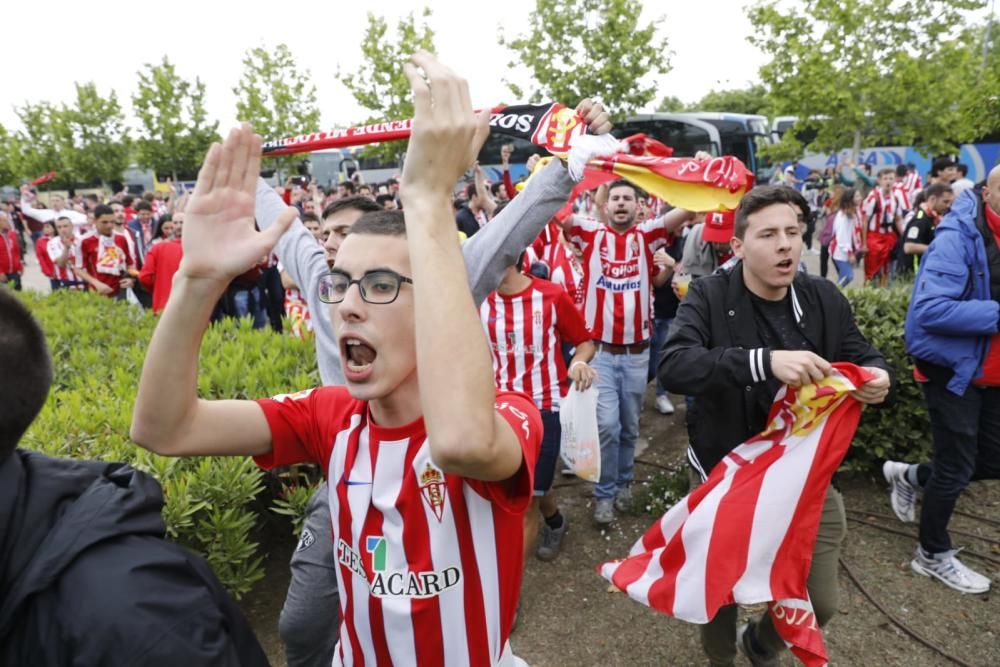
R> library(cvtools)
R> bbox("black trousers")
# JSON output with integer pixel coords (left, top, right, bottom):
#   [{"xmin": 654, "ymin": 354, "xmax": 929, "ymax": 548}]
[{"xmin": 917, "ymin": 381, "xmax": 1000, "ymax": 553}]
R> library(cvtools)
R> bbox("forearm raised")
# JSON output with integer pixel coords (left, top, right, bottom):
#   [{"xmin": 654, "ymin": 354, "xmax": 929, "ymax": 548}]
[
  {"xmin": 408, "ymin": 197, "xmax": 498, "ymax": 464},
  {"xmin": 130, "ymin": 273, "xmax": 224, "ymax": 451}
]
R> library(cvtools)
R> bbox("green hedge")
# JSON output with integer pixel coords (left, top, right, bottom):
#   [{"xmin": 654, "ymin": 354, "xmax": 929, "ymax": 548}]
[
  {"xmin": 19, "ymin": 290, "xmax": 320, "ymax": 597},
  {"xmin": 845, "ymin": 283, "xmax": 931, "ymax": 471}
]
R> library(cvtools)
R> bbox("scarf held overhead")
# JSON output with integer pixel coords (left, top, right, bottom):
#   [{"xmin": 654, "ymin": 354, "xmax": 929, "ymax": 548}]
[
  {"xmin": 261, "ymin": 103, "xmax": 753, "ymax": 212},
  {"xmin": 600, "ymin": 363, "xmax": 873, "ymax": 667}
]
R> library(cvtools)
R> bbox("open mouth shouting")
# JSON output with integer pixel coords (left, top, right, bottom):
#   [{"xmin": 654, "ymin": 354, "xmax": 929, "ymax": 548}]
[
  {"xmin": 342, "ymin": 334, "xmax": 378, "ymax": 382},
  {"xmin": 775, "ymin": 257, "xmax": 795, "ymax": 275}
]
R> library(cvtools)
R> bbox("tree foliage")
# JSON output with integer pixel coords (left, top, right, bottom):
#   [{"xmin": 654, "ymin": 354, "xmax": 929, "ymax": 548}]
[
  {"xmin": 692, "ymin": 85, "xmax": 770, "ymax": 116},
  {"xmin": 748, "ymin": 0, "xmax": 982, "ymax": 161},
  {"xmin": 133, "ymin": 56, "xmax": 219, "ymax": 180},
  {"xmin": 62, "ymin": 82, "xmax": 132, "ymax": 185},
  {"xmin": 337, "ymin": 8, "xmax": 436, "ymax": 164},
  {"xmin": 11, "ymin": 101, "xmax": 73, "ymax": 187},
  {"xmin": 500, "ymin": 0, "xmax": 670, "ymax": 117},
  {"xmin": 233, "ymin": 44, "xmax": 321, "ymax": 175}
]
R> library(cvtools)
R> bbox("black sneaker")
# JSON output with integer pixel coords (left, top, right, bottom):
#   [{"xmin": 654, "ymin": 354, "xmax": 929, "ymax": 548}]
[{"xmin": 737, "ymin": 621, "xmax": 780, "ymax": 667}]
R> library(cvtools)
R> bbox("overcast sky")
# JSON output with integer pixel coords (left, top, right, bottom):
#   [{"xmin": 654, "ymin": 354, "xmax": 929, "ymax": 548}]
[{"xmin": 2, "ymin": 0, "xmax": 766, "ymax": 137}]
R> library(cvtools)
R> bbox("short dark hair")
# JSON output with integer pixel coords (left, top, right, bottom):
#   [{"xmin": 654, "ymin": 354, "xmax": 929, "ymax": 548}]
[
  {"xmin": 895, "ymin": 164, "xmax": 908, "ymax": 177},
  {"xmin": 300, "ymin": 211, "xmax": 320, "ymax": 224},
  {"xmin": 0, "ymin": 288, "xmax": 53, "ymax": 461},
  {"xmin": 956, "ymin": 163, "xmax": 968, "ymax": 177},
  {"xmin": 134, "ymin": 201, "xmax": 153, "ymax": 213},
  {"xmin": 464, "ymin": 182, "xmax": 477, "ymax": 200},
  {"xmin": 93, "ymin": 204, "xmax": 114, "ymax": 218},
  {"xmin": 877, "ymin": 167, "xmax": 895, "ymax": 178},
  {"xmin": 322, "ymin": 196, "xmax": 381, "ymax": 220},
  {"xmin": 489, "ymin": 182, "xmax": 504, "ymax": 197},
  {"xmin": 839, "ymin": 188, "xmax": 857, "ymax": 212},
  {"xmin": 122, "ymin": 195, "xmax": 135, "ymax": 207},
  {"xmin": 734, "ymin": 185, "xmax": 809, "ymax": 239},
  {"xmin": 348, "ymin": 209, "xmax": 406, "ymax": 238},
  {"xmin": 931, "ymin": 157, "xmax": 956, "ymax": 176},
  {"xmin": 607, "ymin": 179, "xmax": 643, "ymax": 199},
  {"xmin": 338, "ymin": 181, "xmax": 357, "ymax": 194},
  {"xmin": 925, "ymin": 183, "xmax": 953, "ymax": 200},
  {"xmin": 42, "ymin": 220, "xmax": 57, "ymax": 233}
]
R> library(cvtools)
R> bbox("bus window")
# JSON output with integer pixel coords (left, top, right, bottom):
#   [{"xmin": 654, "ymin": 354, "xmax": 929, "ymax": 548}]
[{"xmin": 614, "ymin": 119, "xmax": 718, "ymax": 157}]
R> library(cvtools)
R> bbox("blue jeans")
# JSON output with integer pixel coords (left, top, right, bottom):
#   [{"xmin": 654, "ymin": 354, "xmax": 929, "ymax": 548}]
[
  {"xmin": 833, "ymin": 258, "xmax": 853, "ymax": 287},
  {"xmin": 233, "ymin": 287, "xmax": 268, "ymax": 329},
  {"xmin": 648, "ymin": 318, "xmax": 673, "ymax": 397},
  {"xmin": 592, "ymin": 347, "xmax": 649, "ymax": 499}
]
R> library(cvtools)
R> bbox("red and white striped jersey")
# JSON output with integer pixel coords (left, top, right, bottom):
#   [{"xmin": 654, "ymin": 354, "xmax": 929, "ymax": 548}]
[
  {"xmin": 568, "ymin": 216, "xmax": 667, "ymax": 345},
  {"xmin": 862, "ymin": 189, "xmax": 905, "ymax": 233},
  {"xmin": 480, "ymin": 276, "xmax": 592, "ymax": 411},
  {"xmin": 255, "ymin": 388, "xmax": 542, "ymax": 667},
  {"xmin": 903, "ymin": 171, "xmax": 922, "ymax": 198},
  {"xmin": 46, "ymin": 236, "xmax": 82, "ymax": 284},
  {"xmin": 891, "ymin": 181, "xmax": 911, "ymax": 212}
]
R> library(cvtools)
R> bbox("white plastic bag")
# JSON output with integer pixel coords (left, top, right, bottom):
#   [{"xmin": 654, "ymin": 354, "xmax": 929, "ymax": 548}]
[{"xmin": 559, "ymin": 386, "xmax": 601, "ymax": 482}]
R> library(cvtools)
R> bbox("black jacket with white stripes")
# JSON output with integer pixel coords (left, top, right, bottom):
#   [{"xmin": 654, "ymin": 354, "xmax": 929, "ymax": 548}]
[{"xmin": 659, "ymin": 261, "xmax": 893, "ymax": 476}]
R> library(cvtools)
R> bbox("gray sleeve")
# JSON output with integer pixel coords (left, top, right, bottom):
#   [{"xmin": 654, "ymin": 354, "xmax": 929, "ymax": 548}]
[
  {"xmin": 461, "ymin": 159, "xmax": 575, "ymax": 306},
  {"xmin": 255, "ymin": 179, "xmax": 327, "ymax": 301},
  {"xmin": 681, "ymin": 224, "xmax": 703, "ymax": 270}
]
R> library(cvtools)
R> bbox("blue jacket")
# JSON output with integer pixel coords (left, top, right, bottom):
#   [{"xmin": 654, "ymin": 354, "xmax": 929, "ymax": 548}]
[{"xmin": 905, "ymin": 189, "xmax": 1000, "ymax": 395}]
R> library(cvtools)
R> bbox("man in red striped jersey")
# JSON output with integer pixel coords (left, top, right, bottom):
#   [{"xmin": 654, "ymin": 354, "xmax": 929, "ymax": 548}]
[
  {"xmin": 481, "ymin": 255, "xmax": 596, "ymax": 561},
  {"xmin": 861, "ymin": 168, "xmax": 906, "ymax": 287},
  {"xmin": 559, "ymin": 182, "xmax": 692, "ymax": 525},
  {"xmin": 132, "ymin": 54, "xmax": 544, "ymax": 666},
  {"xmin": 47, "ymin": 217, "xmax": 86, "ymax": 290}
]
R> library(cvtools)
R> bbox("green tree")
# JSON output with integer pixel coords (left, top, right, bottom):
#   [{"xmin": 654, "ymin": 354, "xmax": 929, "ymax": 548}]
[
  {"xmin": 657, "ymin": 95, "xmax": 686, "ymax": 112},
  {"xmin": 133, "ymin": 56, "xmax": 220, "ymax": 180},
  {"xmin": 62, "ymin": 82, "xmax": 132, "ymax": 185},
  {"xmin": 963, "ymin": 24, "xmax": 1000, "ymax": 140},
  {"xmin": 748, "ymin": 0, "xmax": 980, "ymax": 161},
  {"xmin": 233, "ymin": 44, "xmax": 320, "ymax": 177},
  {"xmin": 500, "ymin": 0, "xmax": 671, "ymax": 117},
  {"xmin": 0, "ymin": 124, "xmax": 19, "ymax": 186},
  {"xmin": 336, "ymin": 8, "xmax": 436, "ymax": 164},
  {"xmin": 692, "ymin": 84, "xmax": 770, "ymax": 116},
  {"xmin": 13, "ymin": 101, "xmax": 74, "ymax": 188}
]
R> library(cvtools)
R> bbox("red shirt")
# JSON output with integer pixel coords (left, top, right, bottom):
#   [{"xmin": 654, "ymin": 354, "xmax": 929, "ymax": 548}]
[
  {"xmin": 36, "ymin": 236, "xmax": 55, "ymax": 277},
  {"xmin": 77, "ymin": 233, "xmax": 134, "ymax": 296},
  {"xmin": 0, "ymin": 230, "xmax": 22, "ymax": 274},
  {"xmin": 976, "ymin": 204, "xmax": 1000, "ymax": 386},
  {"xmin": 568, "ymin": 216, "xmax": 668, "ymax": 345},
  {"xmin": 46, "ymin": 236, "xmax": 83, "ymax": 285},
  {"xmin": 254, "ymin": 387, "xmax": 541, "ymax": 666},
  {"xmin": 139, "ymin": 239, "xmax": 183, "ymax": 313},
  {"xmin": 480, "ymin": 276, "xmax": 592, "ymax": 411}
]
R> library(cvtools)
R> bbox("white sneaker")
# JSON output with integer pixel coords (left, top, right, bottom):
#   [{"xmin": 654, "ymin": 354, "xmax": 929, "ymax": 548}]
[
  {"xmin": 882, "ymin": 460, "xmax": 917, "ymax": 523},
  {"xmin": 911, "ymin": 547, "xmax": 991, "ymax": 594},
  {"xmin": 655, "ymin": 394, "xmax": 675, "ymax": 415}
]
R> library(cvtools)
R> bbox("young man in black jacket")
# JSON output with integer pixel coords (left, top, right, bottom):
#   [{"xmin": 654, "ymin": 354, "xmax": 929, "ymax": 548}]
[
  {"xmin": 660, "ymin": 185, "xmax": 894, "ymax": 667},
  {"xmin": 0, "ymin": 288, "xmax": 269, "ymax": 667}
]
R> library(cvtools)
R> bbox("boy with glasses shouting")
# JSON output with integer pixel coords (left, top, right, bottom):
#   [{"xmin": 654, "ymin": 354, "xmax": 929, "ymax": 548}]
[{"xmin": 132, "ymin": 53, "xmax": 545, "ymax": 665}]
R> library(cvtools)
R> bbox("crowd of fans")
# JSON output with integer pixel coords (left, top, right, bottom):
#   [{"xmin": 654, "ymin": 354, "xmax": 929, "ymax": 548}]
[{"xmin": 2, "ymin": 91, "xmax": 997, "ymax": 666}]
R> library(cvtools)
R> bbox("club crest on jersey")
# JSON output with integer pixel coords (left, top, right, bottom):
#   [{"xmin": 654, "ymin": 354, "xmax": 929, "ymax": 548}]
[{"xmin": 419, "ymin": 462, "xmax": 447, "ymax": 522}]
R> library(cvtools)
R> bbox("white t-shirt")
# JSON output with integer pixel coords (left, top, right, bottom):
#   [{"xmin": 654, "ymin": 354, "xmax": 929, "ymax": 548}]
[{"xmin": 831, "ymin": 211, "xmax": 857, "ymax": 262}]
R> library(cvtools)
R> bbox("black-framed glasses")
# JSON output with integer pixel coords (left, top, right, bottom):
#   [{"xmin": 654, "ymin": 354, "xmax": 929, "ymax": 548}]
[{"xmin": 318, "ymin": 269, "xmax": 413, "ymax": 304}]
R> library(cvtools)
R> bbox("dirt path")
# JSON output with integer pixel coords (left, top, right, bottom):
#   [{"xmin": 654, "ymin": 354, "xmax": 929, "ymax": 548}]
[{"xmin": 242, "ymin": 388, "xmax": 1000, "ymax": 666}]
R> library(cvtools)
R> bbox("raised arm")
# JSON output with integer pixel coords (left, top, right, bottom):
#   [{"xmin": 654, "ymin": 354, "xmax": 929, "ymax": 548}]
[
  {"xmin": 461, "ymin": 99, "xmax": 612, "ymax": 306},
  {"xmin": 130, "ymin": 125, "xmax": 297, "ymax": 457},
  {"xmin": 473, "ymin": 162, "xmax": 498, "ymax": 219},
  {"xmin": 402, "ymin": 53, "xmax": 524, "ymax": 481}
]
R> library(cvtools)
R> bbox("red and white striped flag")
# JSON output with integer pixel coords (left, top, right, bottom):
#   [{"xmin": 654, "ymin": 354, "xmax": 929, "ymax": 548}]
[{"xmin": 600, "ymin": 363, "xmax": 873, "ymax": 667}]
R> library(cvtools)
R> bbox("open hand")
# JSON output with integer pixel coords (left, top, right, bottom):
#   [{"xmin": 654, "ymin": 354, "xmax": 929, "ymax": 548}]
[
  {"xmin": 400, "ymin": 52, "xmax": 490, "ymax": 205},
  {"xmin": 180, "ymin": 124, "xmax": 296, "ymax": 283}
]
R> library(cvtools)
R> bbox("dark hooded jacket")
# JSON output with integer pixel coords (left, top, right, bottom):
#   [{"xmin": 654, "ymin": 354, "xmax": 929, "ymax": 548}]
[{"xmin": 0, "ymin": 449, "xmax": 270, "ymax": 666}]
